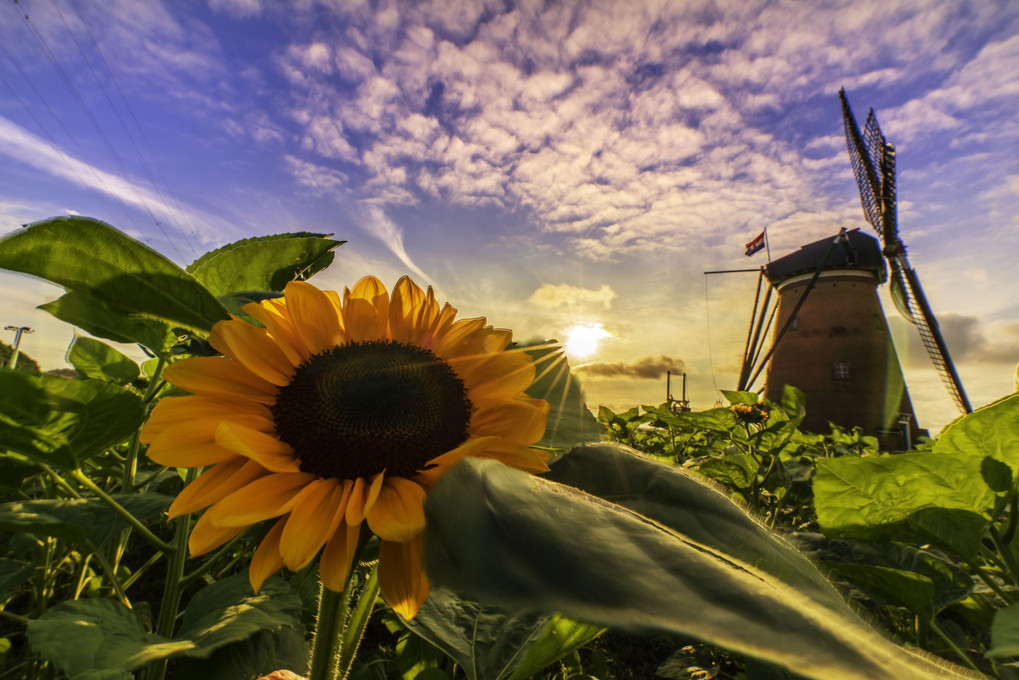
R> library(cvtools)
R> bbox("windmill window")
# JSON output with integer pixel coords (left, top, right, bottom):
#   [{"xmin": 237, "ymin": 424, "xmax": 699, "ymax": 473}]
[
  {"xmin": 790, "ymin": 315, "xmax": 799, "ymax": 330},
  {"xmin": 833, "ymin": 361, "xmax": 851, "ymax": 380}
]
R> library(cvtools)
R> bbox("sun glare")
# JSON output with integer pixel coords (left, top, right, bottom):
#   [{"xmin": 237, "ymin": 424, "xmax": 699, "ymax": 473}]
[{"xmin": 564, "ymin": 324, "xmax": 611, "ymax": 359}]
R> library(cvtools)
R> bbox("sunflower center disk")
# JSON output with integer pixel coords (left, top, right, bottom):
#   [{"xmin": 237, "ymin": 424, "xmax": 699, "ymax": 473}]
[{"xmin": 272, "ymin": 340, "xmax": 472, "ymax": 480}]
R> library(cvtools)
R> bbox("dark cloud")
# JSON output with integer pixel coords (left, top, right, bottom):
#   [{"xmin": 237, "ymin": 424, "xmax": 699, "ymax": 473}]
[
  {"xmin": 576, "ymin": 354, "xmax": 686, "ymax": 380},
  {"xmin": 899, "ymin": 313, "xmax": 1018, "ymax": 367}
]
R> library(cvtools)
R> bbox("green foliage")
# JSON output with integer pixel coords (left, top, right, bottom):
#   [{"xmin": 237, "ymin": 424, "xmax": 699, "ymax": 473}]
[
  {"xmin": 26, "ymin": 575, "xmax": 302, "ymax": 677},
  {"xmin": 186, "ymin": 232, "xmax": 344, "ymax": 296},
  {"xmin": 0, "ymin": 494, "xmax": 169, "ymax": 549},
  {"xmin": 814, "ymin": 453, "xmax": 1008, "ymax": 559},
  {"xmin": 67, "ymin": 336, "xmax": 140, "ymax": 385},
  {"xmin": 423, "ymin": 449, "xmax": 971, "ymax": 679},
  {"xmin": 0, "ymin": 217, "xmax": 229, "ymax": 334},
  {"xmin": 40, "ymin": 291, "xmax": 180, "ymax": 356},
  {"xmin": 0, "ymin": 370, "xmax": 145, "ymax": 469},
  {"xmin": 402, "ymin": 586, "xmax": 603, "ymax": 680}
]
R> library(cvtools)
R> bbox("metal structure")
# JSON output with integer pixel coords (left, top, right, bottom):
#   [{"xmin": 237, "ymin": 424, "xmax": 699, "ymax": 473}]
[{"xmin": 839, "ymin": 89, "xmax": 971, "ymax": 414}]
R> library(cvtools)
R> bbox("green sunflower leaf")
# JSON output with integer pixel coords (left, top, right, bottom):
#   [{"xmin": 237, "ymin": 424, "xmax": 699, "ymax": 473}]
[
  {"xmin": 522, "ymin": 343, "xmax": 599, "ymax": 450},
  {"xmin": 813, "ymin": 452, "xmax": 1007, "ymax": 559},
  {"xmin": 423, "ymin": 446, "xmax": 975, "ymax": 680},
  {"xmin": 0, "ymin": 216, "xmax": 228, "ymax": 334},
  {"xmin": 186, "ymin": 232, "xmax": 344, "ymax": 297},
  {"xmin": 403, "ymin": 587, "xmax": 603, "ymax": 680},
  {"xmin": 0, "ymin": 494, "xmax": 170, "ymax": 549},
  {"xmin": 26, "ymin": 575, "xmax": 302, "ymax": 678},
  {"xmin": 39, "ymin": 291, "xmax": 179, "ymax": 356},
  {"xmin": 934, "ymin": 393, "xmax": 1019, "ymax": 469},
  {"xmin": 0, "ymin": 558, "xmax": 35, "ymax": 604},
  {"xmin": 0, "ymin": 370, "xmax": 145, "ymax": 469},
  {"xmin": 67, "ymin": 336, "xmax": 140, "ymax": 385}
]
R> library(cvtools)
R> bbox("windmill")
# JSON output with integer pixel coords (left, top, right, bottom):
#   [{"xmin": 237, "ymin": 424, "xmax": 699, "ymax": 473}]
[
  {"xmin": 838, "ymin": 88, "xmax": 971, "ymax": 415},
  {"xmin": 735, "ymin": 90, "xmax": 969, "ymax": 447}
]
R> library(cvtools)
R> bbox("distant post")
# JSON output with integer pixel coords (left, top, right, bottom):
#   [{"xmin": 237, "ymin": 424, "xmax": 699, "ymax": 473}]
[{"xmin": 4, "ymin": 326, "xmax": 34, "ymax": 369}]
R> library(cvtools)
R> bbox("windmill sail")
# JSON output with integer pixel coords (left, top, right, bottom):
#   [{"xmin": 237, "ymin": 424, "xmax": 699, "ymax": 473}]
[{"xmin": 839, "ymin": 89, "xmax": 972, "ymax": 415}]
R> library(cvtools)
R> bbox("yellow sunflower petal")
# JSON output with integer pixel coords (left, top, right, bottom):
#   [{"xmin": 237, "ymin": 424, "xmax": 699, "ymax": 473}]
[
  {"xmin": 284, "ymin": 281, "xmax": 344, "ymax": 355},
  {"xmin": 209, "ymin": 319, "xmax": 295, "ymax": 386},
  {"xmin": 367, "ymin": 478, "xmax": 427, "ymax": 543},
  {"xmin": 363, "ymin": 471, "xmax": 386, "ymax": 517},
  {"xmin": 205, "ymin": 472, "xmax": 316, "ymax": 528},
  {"xmin": 279, "ymin": 479, "xmax": 344, "ymax": 571},
  {"xmin": 215, "ymin": 422, "xmax": 301, "ymax": 473},
  {"xmin": 343, "ymin": 297, "xmax": 386, "ymax": 342},
  {"xmin": 472, "ymin": 440, "xmax": 551, "ymax": 474},
  {"xmin": 169, "ymin": 458, "xmax": 267, "ymax": 518},
  {"xmin": 350, "ymin": 275, "xmax": 390, "ymax": 321},
  {"xmin": 432, "ymin": 317, "xmax": 487, "ymax": 357},
  {"xmin": 320, "ymin": 520, "xmax": 363, "ymax": 592},
  {"xmin": 470, "ymin": 398, "xmax": 550, "ymax": 445},
  {"xmin": 243, "ymin": 300, "xmax": 307, "ymax": 365},
  {"xmin": 141, "ymin": 395, "xmax": 272, "ymax": 440},
  {"xmin": 461, "ymin": 350, "xmax": 535, "ymax": 403},
  {"xmin": 147, "ymin": 438, "xmax": 237, "ymax": 469},
  {"xmin": 379, "ymin": 534, "xmax": 430, "ymax": 620},
  {"xmin": 189, "ymin": 511, "xmax": 247, "ymax": 556},
  {"xmin": 344, "ymin": 477, "xmax": 366, "ymax": 525},
  {"xmin": 250, "ymin": 517, "xmax": 287, "ymax": 593},
  {"xmin": 388, "ymin": 276, "xmax": 427, "ymax": 344},
  {"xmin": 164, "ymin": 356, "xmax": 278, "ymax": 404}
]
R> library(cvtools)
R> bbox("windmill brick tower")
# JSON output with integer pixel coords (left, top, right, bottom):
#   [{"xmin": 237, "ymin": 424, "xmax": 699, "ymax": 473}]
[
  {"xmin": 761, "ymin": 229, "xmax": 921, "ymax": 448},
  {"xmin": 737, "ymin": 90, "xmax": 971, "ymax": 449}
]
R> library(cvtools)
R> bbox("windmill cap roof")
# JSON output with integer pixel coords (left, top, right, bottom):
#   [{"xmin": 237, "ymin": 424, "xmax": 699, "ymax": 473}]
[{"xmin": 765, "ymin": 228, "xmax": 887, "ymax": 285}]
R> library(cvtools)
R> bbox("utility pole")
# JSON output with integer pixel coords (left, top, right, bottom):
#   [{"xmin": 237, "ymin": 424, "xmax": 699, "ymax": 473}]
[{"xmin": 4, "ymin": 326, "xmax": 33, "ymax": 369}]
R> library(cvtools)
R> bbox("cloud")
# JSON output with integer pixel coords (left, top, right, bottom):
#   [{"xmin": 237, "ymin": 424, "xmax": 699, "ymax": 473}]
[
  {"xmin": 577, "ymin": 354, "xmax": 687, "ymax": 380},
  {"xmin": 358, "ymin": 205, "xmax": 431, "ymax": 282},
  {"xmin": 529, "ymin": 283, "xmax": 617, "ymax": 310},
  {"xmin": 896, "ymin": 313, "xmax": 1019, "ymax": 368},
  {"xmin": 0, "ymin": 115, "xmax": 229, "ymax": 246},
  {"xmin": 209, "ymin": 0, "xmax": 263, "ymax": 18}
]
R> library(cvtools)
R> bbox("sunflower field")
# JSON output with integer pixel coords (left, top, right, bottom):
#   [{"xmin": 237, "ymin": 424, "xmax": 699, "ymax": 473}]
[{"xmin": 1, "ymin": 218, "xmax": 1018, "ymax": 680}]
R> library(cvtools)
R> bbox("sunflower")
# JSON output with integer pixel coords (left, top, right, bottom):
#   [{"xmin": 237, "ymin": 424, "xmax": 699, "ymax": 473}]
[{"xmin": 140, "ymin": 276, "xmax": 550, "ymax": 619}]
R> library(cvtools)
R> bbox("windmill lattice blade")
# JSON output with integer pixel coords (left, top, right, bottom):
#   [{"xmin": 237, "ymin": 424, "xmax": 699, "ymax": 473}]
[
  {"xmin": 896, "ymin": 263, "xmax": 972, "ymax": 414},
  {"xmin": 839, "ymin": 92, "xmax": 884, "ymax": 236}
]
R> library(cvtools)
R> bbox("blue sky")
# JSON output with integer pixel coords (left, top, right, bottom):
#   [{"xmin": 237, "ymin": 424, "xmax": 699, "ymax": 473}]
[{"xmin": 1, "ymin": 0, "xmax": 1017, "ymax": 433}]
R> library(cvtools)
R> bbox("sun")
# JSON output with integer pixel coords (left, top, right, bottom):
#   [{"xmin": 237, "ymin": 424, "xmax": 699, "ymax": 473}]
[{"xmin": 564, "ymin": 323, "xmax": 611, "ymax": 359}]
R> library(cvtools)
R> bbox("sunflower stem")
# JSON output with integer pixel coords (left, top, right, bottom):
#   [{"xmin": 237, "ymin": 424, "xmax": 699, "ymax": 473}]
[
  {"xmin": 335, "ymin": 565, "xmax": 380, "ymax": 680},
  {"xmin": 146, "ymin": 470, "xmax": 196, "ymax": 680},
  {"xmin": 308, "ymin": 583, "xmax": 348, "ymax": 680}
]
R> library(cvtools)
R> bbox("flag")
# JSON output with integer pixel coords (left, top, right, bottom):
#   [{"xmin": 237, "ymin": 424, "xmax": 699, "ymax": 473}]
[{"xmin": 745, "ymin": 231, "xmax": 766, "ymax": 257}]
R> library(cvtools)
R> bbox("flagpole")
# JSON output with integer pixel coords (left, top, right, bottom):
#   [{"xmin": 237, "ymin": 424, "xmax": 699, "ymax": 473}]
[{"xmin": 764, "ymin": 227, "xmax": 772, "ymax": 263}]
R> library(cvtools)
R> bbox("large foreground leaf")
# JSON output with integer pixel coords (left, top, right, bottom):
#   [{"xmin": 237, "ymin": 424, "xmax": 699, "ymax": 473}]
[
  {"xmin": 39, "ymin": 291, "xmax": 179, "ymax": 356},
  {"xmin": 934, "ymin": 394, "xmax": 1019, "ymax": 469},
  {"xmin": 403, "ymin": 587, "xmax": 602, "ymax": 680},
  {"xmin": 0, "ymin": 370, "xmax": 145, "ymax": 469},
  {"xmin": 187, "ymin": 232, "xmax": 343, "ymax": 296},
  {"xmin": 67, "ymin": 336, "xmax": 140, "ymax": 384},
  {"xmin": 423, "ymin": 448, "xmax": 979, "ymax": 680},
  {"xmin": 27, "ymin": 574, "xmax": 302, "ymax": 677},
  {"xmin": 522, "ymin": 344, "xmax": 599, "ymax": 449},
  {"xmin": 0, "ymin": 217, "xmax": 228, "ymax": 333},
  {"xmin": 814, "ymin": 452, "xmax": 1007, "ymax": 559}
]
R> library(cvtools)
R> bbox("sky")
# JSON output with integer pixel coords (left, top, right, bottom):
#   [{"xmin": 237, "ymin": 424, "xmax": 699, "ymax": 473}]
[{"xmin": 1, "ymin": 0, "xmax": 1018, "ymax": 436}]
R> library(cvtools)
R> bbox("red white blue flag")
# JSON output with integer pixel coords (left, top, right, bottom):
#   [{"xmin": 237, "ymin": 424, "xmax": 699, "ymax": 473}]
[{"xmin": 745, "ymin": 231, "xmax": 766, "ymax": 257}]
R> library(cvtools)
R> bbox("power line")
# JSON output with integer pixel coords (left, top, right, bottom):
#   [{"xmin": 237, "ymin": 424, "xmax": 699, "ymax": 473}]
[
  {"xmin": 7, "ymin": 0, "xmax": 192, "ymax": 261},
  {"xmin": 62, "ymin": 0, "xmax": 204, "ymax": 255},
  {"xmin": 0, "ymin": 39, "xmax": 140, "ymax": 230}
]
